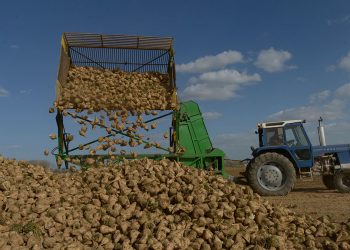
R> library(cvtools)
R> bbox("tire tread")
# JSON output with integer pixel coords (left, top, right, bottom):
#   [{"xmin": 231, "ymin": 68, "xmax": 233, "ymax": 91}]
[
  {"xmin": 247, "ymin": 152, "xmax": 296, "ymax": 196},
  {"xmin": 334, "ymin": 172, "xmax": 350, "ymax": 193}
]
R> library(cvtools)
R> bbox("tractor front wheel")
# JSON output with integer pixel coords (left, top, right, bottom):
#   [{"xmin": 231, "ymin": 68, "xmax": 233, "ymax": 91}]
[
  {"xmin": 334, "ymin": 171, "xmax": 350, "ymax": 193},
  {"xmin": 247, "ymin": 152, "xmax": 296, "ymax": 196}
]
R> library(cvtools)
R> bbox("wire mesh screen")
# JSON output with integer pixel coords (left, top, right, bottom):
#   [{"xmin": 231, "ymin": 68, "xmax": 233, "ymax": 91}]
[
  {"xmin": 69, "ymin": 47, "xmax": 170, "ymax": 73},
  {"xmin": 64, "ymin": 33, "xmax": 173, "ymax": 73}
]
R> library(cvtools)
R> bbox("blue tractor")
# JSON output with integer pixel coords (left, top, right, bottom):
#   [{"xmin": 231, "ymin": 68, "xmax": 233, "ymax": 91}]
[{"xmin": 246, "ymin": 118, "xmax": 350, "ymax": 196}]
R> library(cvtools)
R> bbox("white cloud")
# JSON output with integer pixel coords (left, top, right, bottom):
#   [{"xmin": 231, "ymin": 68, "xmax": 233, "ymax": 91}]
[
  {"xmin": 321, "ymin": 99, "xmax": 346, "ymax": 120},
  {"xmin": 269, "ymin": 99, "xmax": 346, "ymax": 122},
  {"xmin": 269, "ymin": 83, "xmax": 350, "ymax": 122},
  {"xmin": 326, "ymin": 65, "xmax": 336, "ymax": 72},
  {"xmin": 335, "ymin": 83, "xmax": 350, "ymax": 98},
  {"xmin": 182, "ymin": 83, "xmax": 238, "ymax": 101},
  {"xmin": 309, "ymin": 90, "xmax": 331, "ymax": 103},
  {"xmin": 327, "ymin": 52, "xmax": 350, "ymax": 72},
  {"xmin": 338, "ymin": 52, "xmax": 350, "ymax": 71},
  {"xmin": 327, "ymin": 14, "xmax": 350, "ymax": 26},
  {"xmin": 177, "ymin": 50, "xmax": 243, "ymax": 73},
  {"xmin": 202, "ymin": 112, "xmax": 222, "ymax": 120},
  {"xmin": 188, "ymin": 70, "xmax": 260, "ymax": 85},
  {"xmin": 7, "ymin": 145, "xmax": 23, "ymax": 149},
  {"xmin": 182, "ymin": 69, "xmax": 261, "ymax": 101},
  {"xmin": 330, "ymin": 52, "xmax": 350, "ymax": 72},
  {"xmin": 254, "ymin": 47, "xmax": 295, "ymax": 72},
  {"xmin": 0, "ymin": 86, "xmax": 9, "ymax": 97},
  {"xmin": 323, "ymin": 122, "xmax": 350, "ymax": 143},
  {"xmin": 19, "ymin": 89, "xmax": 32, "ymax": 95},
  {"xmin": 269, "ymin": 106, "xmax": 321, "ymax": 121},
  {"xmin": 296, "ymin": 76, "xmax": 307, "ymax": 82}
]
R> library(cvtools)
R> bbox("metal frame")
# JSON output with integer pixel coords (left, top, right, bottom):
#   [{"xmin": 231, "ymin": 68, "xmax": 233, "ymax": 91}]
[
  {"xmin": 53, "ymin": 110, "xmax": 174, "ymax": 165},
  {"xmin": 53, "ymin": 102, "xmax": 226, "ymax": 175},
  {"xmin": 52, "ymin": 33, "xmax": 225, "ymax": 175}
]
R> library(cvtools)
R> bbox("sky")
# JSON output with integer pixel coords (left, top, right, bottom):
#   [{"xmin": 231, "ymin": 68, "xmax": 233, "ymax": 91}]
[{"xmin": 1, "ymin": 0, "xmax": 350, "ymax": 164}]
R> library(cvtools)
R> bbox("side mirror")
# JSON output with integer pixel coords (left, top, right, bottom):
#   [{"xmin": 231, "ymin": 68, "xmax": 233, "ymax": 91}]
[{"xmin": 254, "ymin": 130, "xmax": 258, "ymax": 134}]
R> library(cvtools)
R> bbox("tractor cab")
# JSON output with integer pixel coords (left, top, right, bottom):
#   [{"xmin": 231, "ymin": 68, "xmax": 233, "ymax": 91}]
[{"xmin": 256, "ymin": 120, "xmax": 313, "ymax": 168}]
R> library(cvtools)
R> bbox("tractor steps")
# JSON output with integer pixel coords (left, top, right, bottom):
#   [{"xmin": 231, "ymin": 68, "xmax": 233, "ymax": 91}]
[{"xmin": 298, "ymin": 168, "xmax": 313, "ymax": 181}]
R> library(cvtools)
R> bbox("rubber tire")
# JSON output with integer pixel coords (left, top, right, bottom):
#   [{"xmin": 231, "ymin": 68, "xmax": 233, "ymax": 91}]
[
  {"xmin": 247, "ymin": 152, "xmax": 296, "ymax": 196},
  {"xmin": 334, "ymin": 171, "xmax": 350, "ymax": 193},
  {"xmin": 322, "ymin": 175, "xmax": 336, "ymax": 190}
]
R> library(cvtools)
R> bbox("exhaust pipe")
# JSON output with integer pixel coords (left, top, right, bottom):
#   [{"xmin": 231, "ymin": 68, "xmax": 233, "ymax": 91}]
[{"xmin": 318, "ymin": 117, "xmax": 326, "ymax": 146}]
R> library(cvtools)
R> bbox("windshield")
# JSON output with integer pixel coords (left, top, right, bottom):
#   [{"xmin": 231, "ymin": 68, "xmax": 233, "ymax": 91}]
[{"xmin": 284, "ymin": 125, "xmax": 309, "ymax": 146}]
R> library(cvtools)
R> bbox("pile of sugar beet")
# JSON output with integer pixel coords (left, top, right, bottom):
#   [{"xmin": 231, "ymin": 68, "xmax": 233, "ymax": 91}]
[
  {"xmin": 0, "ymin": 155, "xmax": 349, "ymax": 249},
  {"xmin": 56, "ymin": 66, "xmax": 175, "ymax": 112}
]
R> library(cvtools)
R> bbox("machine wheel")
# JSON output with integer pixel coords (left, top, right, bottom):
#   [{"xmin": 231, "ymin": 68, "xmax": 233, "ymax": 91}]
[
  {"xmin": 322, "ymin": 175, "xmax": 336, "ymax": 190},
  {"xmin": 247, "ymin": 152, "xmax": 296, "ymax": 196},
  {"xmin": 334, "ymin": 171, "xmax": 350, "ymax": 193}
]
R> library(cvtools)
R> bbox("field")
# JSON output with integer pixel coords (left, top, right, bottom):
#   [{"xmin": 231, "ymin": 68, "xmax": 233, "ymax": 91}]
[{"xmin": 225, "ymin": 164, "xmax": 350, "ymax": 223}]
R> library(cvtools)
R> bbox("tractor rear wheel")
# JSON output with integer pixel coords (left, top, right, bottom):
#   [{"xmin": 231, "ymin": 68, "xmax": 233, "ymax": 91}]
[
  {"xmin": 334, "ymin": 171, "xmax": 350, "ymax": 193},
  {"xmin": 247, "ymin": 152, "xmax": 296, "ymax": 196},
  {"xmin": 322, "ymin": 175, "xmax": 336, "ymax": 189}
]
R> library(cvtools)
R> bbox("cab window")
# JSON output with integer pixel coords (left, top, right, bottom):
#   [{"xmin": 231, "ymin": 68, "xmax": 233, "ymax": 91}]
[
  {"xmin": 284, "ymin": 125, "xmax": 308, "ymax": 146},
  {"xmin": 284, "ymin": 125, "xmax": 311, "ymax": 160},
  {"xmin": 266, "ymin": 127, "xmax": 284, "ymax": 146}
]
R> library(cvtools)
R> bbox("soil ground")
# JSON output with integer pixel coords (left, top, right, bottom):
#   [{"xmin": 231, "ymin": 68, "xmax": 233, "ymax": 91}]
[{"xmin": 225, "ymin": 165, "xmax": 350, "ymax": 223}]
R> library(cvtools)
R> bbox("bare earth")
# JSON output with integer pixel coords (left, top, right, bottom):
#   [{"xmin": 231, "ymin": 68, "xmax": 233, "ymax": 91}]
[{"xmin": 225, "ymin": 166, "xmax": 350, "ymax": 223}]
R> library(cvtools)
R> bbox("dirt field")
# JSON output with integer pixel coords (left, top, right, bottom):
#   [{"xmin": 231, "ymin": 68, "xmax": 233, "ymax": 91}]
[{"xmin": 225, "ymin": 166, "xmax": 350, "ymax": 223}]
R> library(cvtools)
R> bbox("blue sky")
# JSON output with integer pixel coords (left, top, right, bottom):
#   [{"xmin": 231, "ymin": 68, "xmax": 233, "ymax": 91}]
[{"xmin": 1, "ymin": 0, "xmax": 350, "ymax": 163}]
